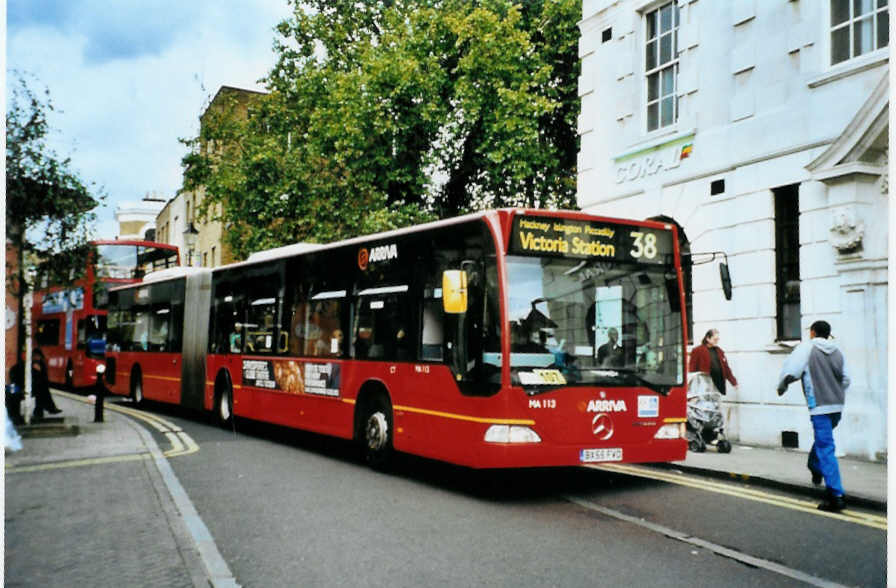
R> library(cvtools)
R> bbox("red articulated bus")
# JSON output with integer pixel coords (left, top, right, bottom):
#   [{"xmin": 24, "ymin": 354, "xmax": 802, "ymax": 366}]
[
  {"xmin": 32, "ymin": 240, "xmax": 179, "ymax": 388},
  {"xmin": 103, "ymin": 209, "xmax": 689, "ymax": 469}
]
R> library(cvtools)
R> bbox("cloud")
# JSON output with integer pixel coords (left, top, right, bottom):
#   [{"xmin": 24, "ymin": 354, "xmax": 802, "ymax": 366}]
[
  {"xmin": 8, "ymin": 0, "xmax": 293, "ymax": 239},
  {"xmin": 9, "ymin": 1, "xmax": 204, "ymax": 63}
]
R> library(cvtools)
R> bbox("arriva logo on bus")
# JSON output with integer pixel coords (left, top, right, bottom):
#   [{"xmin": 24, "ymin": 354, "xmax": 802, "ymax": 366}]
[{"xmin": 358, "ymin": 243, "xmax": 398, "ymax": 270}]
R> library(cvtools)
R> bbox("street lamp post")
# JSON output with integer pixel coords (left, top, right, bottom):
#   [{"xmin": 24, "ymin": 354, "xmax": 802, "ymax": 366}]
[
  {"xmin": 22, "ymin": 267, "xmax": 36, "ymax": 424},
  {"xmin": 183, "ymin": 222, "xmax": 199, "ymax": 267}
]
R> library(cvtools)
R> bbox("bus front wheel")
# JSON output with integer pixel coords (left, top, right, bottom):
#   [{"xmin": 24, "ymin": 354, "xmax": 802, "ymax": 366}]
[{"xmin": 361, "ymin": 394, "xmax": 394, "ymax": 470}]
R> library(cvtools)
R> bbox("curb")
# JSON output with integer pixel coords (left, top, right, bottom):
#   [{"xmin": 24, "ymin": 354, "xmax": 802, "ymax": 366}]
[
  {"xmin": 648, "ymin": 462, "xmax": 887, "ymax": 513},
  {"xmin": 18, "ymin": 419, "xmax": 80, "ymax": 438}
]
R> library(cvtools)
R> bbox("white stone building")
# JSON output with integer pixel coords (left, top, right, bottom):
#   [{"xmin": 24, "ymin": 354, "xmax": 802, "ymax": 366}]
[
  {"xmin": 114, "ymin": 192, "xmax": 168, "ymax": 240},
  {"xmin": 577, "ymin": 0, "xmax": 888, "ymax": 459}
]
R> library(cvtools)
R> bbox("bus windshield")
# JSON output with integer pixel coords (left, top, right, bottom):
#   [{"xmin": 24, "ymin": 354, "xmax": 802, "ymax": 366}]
[
  {"xmin": 96, "ymin": 244, "xmax": 179, "ymax": 280},
  {"xmin": 501, "ymin": 255, "xmax": 684, "ymax": 392}
]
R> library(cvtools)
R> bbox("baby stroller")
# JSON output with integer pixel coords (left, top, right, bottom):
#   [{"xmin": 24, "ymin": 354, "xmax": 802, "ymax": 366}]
[{"xmin": 686, "ymin": 373, "xmax": 732, "ymax": 453}]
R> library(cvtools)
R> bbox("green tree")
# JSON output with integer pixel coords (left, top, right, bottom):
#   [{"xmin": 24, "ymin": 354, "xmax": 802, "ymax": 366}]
[
  {"xmin": 6, "ymin": 73, "xmax": 103, "ymax": 345},
  {"xmin": 182, "ymin": 0, "xmax": 580, "ymax": 257}
]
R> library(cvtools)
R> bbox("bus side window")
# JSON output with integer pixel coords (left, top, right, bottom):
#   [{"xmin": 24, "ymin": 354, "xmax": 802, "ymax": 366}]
[
  {"xmin": 421, "ymin": 297, "xmax": 443, "ymax": 361},
  {"xmin": 353, "ymin": 290, "xmax": 411, "ymax": 361},
  {"xmin": 148, "ymin": 303, "xmax": 171, "ymax": 353},
  {"xmin": 247, "ymin": 279, "xmax": 279, "ymax": 355}
]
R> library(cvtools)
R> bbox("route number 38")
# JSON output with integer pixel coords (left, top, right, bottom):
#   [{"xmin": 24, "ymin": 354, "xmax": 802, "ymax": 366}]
[{"xmin": 630, "ymin": 231, "xmax": 658, "ymax": 259}]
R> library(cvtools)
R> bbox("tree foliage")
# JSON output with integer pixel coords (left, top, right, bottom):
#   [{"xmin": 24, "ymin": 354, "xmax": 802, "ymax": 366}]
[
  {"xmin": 182, "ymin": 0, "xmax": 580, "ymax": 257},
  {"xmin": 6, "ymin": 73, "xmax": 103, "ymax": 292}
]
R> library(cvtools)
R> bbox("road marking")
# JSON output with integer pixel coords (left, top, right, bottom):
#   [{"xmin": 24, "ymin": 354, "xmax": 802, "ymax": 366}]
[
  {"xmin": 107, "ymin": 401, "xmax": 200, "ymax": 457},
  {"xmin": 587, "ymin": 463, "xmax": 886, "ymax": 531},
  {"xmin": 52, "ymin": 390, "xmax": 200, "ymax": 458},
  {"xmin": 564, "ymin": 494, "xmax": 851, "ymax": 588},
  {"xmin": 6, "ymin": 453, "xmax": 151, "ymax": 473}
]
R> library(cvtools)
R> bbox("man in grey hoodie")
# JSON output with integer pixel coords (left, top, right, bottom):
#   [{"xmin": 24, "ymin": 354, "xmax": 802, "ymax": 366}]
[{"xmin": 777, "ymin": 320, "xmax": 850, "ymax": 512}]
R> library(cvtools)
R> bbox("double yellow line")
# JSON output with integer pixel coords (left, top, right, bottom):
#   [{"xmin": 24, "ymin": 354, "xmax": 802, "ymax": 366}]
[
  {"xmin": 589, "ymin": 463, "xmax": 887, "ymax": 531},
  {"xmin": 50, "ymin": 389, "xmax": 199, "ymax": 458},
  {"xmin": 108, "ymin": 401, "xmax": 199, "ymax": 458}
]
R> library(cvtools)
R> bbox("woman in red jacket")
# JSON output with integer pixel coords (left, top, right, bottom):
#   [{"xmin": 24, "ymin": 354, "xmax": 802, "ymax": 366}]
[{"xmin": 689, "ymin": 329, "xmax": 738, "ymax": 394}]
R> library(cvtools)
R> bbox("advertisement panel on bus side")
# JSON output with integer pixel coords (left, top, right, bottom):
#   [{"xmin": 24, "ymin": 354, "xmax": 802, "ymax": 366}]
[{"xmin": 242, "ymin": 358, "xmax": 341, "ymax": 398}]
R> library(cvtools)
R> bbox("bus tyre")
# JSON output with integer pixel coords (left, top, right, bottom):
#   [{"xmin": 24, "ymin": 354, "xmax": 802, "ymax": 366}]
[
  {"xmin": 362, "ymin": 395, "xmax": 394, "ymax": 470},
  {"xmin": 131, "ymin": 371, "xmax": 144, "ymax": 406},
  {"xmin": 216, "ymin": 386, "xmax": 233, "ymax": 428}
]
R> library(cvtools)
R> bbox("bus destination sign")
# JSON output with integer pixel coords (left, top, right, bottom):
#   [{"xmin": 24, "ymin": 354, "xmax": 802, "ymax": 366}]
[{"xmin": 508, "ymin": 216, "xmax": 673, "ymax": 264}]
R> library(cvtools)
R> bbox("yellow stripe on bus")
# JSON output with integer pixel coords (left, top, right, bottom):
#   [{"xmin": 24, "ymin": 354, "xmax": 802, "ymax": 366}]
[
  {"xmin": 144, "ymin": 375, "xmax": 181, "ymax": 382},
  {"xmin": 341, "ymin": 397, "xmax": 529, "ymax": 426},
  {"xmin": 393, "ymin": 404, "xmax": 535, "ymax": 426}
]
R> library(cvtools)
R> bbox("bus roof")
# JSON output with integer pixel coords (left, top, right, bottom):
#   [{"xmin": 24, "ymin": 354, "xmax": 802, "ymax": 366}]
[
  {"xmin": 138, "ymin": 266, "xmax": 210, "ymax": 284},
  {"xmin": 212, "ymin": 208, "xmax": 676, "ymax": 273},
  {"xmin": 216, "ymin": 209, "xmax": 499, "ymax": 273},
  {"xmin": 92, "ymin": 239, "xmax": 179, "ymax": 249}
]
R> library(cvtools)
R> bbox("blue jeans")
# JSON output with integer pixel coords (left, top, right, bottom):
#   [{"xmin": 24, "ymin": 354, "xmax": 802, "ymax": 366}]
[{"xmin": 808, "ymin": 413, "xmax": 843, "ymax": 497}]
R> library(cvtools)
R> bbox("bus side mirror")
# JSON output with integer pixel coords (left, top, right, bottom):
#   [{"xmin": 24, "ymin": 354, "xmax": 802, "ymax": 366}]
[
  {"xmin": 719, "ymin": 262, "xmax": 732, "ymax": 300},
  {"xmin": 442, "ymin": 270, "xmax": 468, "ymax": 314}
]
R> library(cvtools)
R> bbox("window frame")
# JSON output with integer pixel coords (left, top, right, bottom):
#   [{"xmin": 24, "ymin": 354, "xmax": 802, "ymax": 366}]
[
  {"xmin": 774, "ymin": 185, "xmax": 801, "ymax": 342},
  {"xmin": 830, "ymin": 0, "xmax": 889, "ymax": 66},
  {"xmin": 643, "ymin": 1, "xmax": 680, "ymax": 134}
]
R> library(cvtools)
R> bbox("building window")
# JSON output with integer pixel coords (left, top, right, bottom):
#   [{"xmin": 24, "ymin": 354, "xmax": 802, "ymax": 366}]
[
  {"xmin": 211, "ymin": 246, "xmax": 217, "ymax": 267},
  {"xmin": 831, "ymin": 0, "xmax": 889, "ymax": 65},
  {"xmin": 774, "ymin": 185, "xmax": 800, "ymax": 340},
  {"xmin": 645, "ymin": 2, "xmax": 679, "ymax": 132}
]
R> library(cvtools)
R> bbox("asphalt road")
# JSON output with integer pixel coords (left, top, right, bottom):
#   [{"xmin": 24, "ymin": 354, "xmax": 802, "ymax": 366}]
[{"xmin": 133, "ymin": 401, "xmax": 886, "ymax": 587}]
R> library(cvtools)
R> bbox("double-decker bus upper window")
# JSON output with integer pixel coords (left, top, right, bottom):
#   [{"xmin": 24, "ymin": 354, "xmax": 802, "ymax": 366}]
[
  {"xmin": 95, "ymin": 244, "xmax": 179, "ymax": 280},
  {"xmin": 96, "ymin": 245, "xmax": 138, "ymax": 279}
]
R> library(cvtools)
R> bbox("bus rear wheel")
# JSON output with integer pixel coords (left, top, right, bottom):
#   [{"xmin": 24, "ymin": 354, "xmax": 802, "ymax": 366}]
[
  {"xmin": 216, "ymin": 385, "xmax": 233, "ymax": 427},
  {"xmin": 361, "ymin": 394, "xmax": 394, "ymax": 470},
  {"xmin": 130, "ymin": 371, "xmax": 144, "ymax": 406}
]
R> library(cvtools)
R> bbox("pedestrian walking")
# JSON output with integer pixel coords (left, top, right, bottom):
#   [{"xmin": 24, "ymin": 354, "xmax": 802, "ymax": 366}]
[
  {"xmin": 777, "ymin": 320, "xmax": 850, "ymax": 512},
  {"xmin": 688, "ymin": 329, "xmax": 738, "ymax": 394},
  {"xmin": 7, "ymin": 349, "xmax": 28, "ymax": 425},
  {"xmin": 31, "ymin": 349, "xmax": 62, "ymax": 420}
]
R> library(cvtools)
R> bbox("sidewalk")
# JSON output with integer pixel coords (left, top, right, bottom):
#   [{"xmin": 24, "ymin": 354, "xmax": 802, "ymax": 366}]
[
  {"xmin": 4, "ymin": 391, "xmax": 212, "ymax": 588},
  {"xmin": 655, "ymin": 443, "xmax": 888, "ymax": 512}
]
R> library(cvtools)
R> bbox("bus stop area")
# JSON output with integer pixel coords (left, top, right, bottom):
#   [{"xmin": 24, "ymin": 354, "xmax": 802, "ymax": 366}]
[
  {"xmin": 4, "ymin": 389, "xmax": 887, "ymax": 586},
  {"xmin": 4, "ymin": 391, "xmax": 214, "ymax": 588}
]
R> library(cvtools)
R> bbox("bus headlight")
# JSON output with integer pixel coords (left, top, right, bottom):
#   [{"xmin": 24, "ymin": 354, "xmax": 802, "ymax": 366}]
[
  {"xmin": 654, "ymin": 423, "xmax": 686, "ymax": 439},
  {"xmin": 484, "ymin": 425, "xmax": 542, "ymax": 443}
]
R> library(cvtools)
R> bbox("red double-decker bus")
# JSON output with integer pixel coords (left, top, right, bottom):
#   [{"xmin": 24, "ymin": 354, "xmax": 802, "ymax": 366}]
[
  {"xmin": 104, "ymin": 210, "xmax": 690, "ymax": 468},
  {"xmin": 32, "ymin": 239, "xmax": 179, "ymax": 388}
]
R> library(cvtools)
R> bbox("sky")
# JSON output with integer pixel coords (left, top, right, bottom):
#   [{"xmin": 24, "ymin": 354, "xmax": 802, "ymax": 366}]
[{"xmin": 7, "ymin": 0, "xmax": 294, "ymax": 239}]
